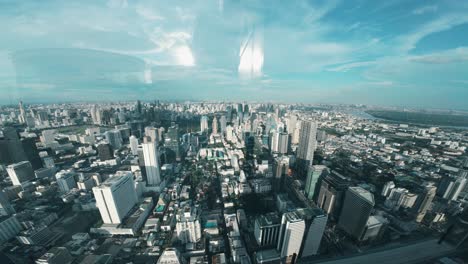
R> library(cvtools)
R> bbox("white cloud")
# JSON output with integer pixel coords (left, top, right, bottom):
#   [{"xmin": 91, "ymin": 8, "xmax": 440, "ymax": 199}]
[
  {"xmin": 409, "ymin": 47, "xmax": 468, "ymax": 64},
  {"xmin": 327, "ymin": 61, "xmax": 376, "ymax": 72},
  {"xmin": 413, "ymin": 5, "xmax": 438, "ymax": 15}
]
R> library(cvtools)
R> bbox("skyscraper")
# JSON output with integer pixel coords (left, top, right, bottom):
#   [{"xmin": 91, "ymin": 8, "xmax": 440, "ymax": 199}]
[
  {"xmin": 142, "ymin": 138, "xmax": 161, "ymax": 186},
  {"xmin": 254, "ymin": 212, "xmax": 281, "ymax": 247},
  {"xmin": 316, "ymin": 171, "xmax": 351, "ymax": 220},
  {"xmin": 219, "ymin": 115, "xmax": 227, "ymax": 134},
  {"xmin": 212, "ymin": 116, "xmax": 218, "ymax": 135},
  {"xmin": 414, "ymin": 184, "xmax": 437, "ymax": 222},
  {"xmin": 0, "ymin": 127, "xmax": 28, "ymax": 166},
  {"xmin": 145, "ymin": 126, "xmax": 159, "ymax": 144},
  {"xmin": 200, "ymin": 116, "xmax": 209, "ymax": 132},
  {"xmin": 338, "ymin": 187, "xmax": 375, "ymax": 240},
  {"xmin": 305, "ymin": 165, "xmax": 328, "ymax": 201},
  {"xmin": 277, "ymin": 210, "xmax": 305, "ymax": 260},
  {"xmin": 7, "ymin": 161, "xmax": 34, "ymax": 186},
  {"xmin": 129, "ymin": 135, "xmax": 139, "ymax": 155},
  {"xmin": 0, "ymin": 191, "xmax": 15, "ymax": 216},
  {"xmin": 92, "ymin": 171, "xmax": 138, "ymax": 224},
  {"xmin": 105, "ymin": 130, "xmax": 123, "ymax": 150},
  {"xmin": 278, "ymin": 132, "xmax": 289, "ymax": 154},
  {"xmin": 297, "ymin": 208, "xmax": 328, "ymax": 257},
  {"xmin": 296, "ymin": 120, "xmax": 317, "ymax": 176},
  {"xmin": 97, "ymin": 143, "xmax": 113, "ymax": 161}
]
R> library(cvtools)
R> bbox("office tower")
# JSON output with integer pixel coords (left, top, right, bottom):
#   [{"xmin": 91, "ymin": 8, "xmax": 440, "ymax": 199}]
[
  {"xmin": 176, "ymin": 207, "xmax": 201, "ymax": 243},
  {"xmin": 439, "ymin": 208, "xmax": 468, "ymax": 249},
  {"xmin": 0, "ymin": 127, "xmax": 28, "ymax": 165},
  {"xmin": 55, "ymin": 170, "xmax": 77, "ymax": 193},
  {"xmin": 97, "ymin": 143, "xmax": 113, "ymax": 161},
  {"xmin": 414, "ymin": 184, "xmax": 437, "ymax": 222},
  {"xmin": 316, "ymin": 171, "xmax": 351, "ymax": 220},
  {"xmin": 41, "ymin": 129, "xmax": 57, "ymax": 144},
  {"xmin": 277, "ymin": 210, "xmax": 306, "ymax": 260},
  {"xmin": 136, "ymin": 100, "xmax": 142, "ymax": 115},
  {"xmin": 129, "ymin": 135, "xmax": 139, "ymax": 155},
  {"xmin": 297, "ymin": 208, "xmax": 328, "ymax": 257},
  {"xmin": 305, "ymin": 165, "xmax": 327, "ymax": 201},
  {"xmin": 226, "ymin": 125, "xmax": 234, "ymax": 141},
  {"xmin": 145, "ymin": 126, "xmax": 159, "ymax": 144},
  {"xmin": 142, "ymin": 138, "xmax": 161, "ymax": 186},
  {"xmin": 212, "ymin": 116, "xmax": 218, "ymax": 135},
  {"xmin": 21, "ymin": 137, "xmax": 42, "ymax": 170},
  {"xmin": 254, "ymin": 212, "xmax": 281, "ymax": 247},
  {"xmin": 237, "ymin": 103, "xmax": 243, "ymax": 114},
  {"xmin": 385, "ymin": 188, "xmax": 418, "ymax": 210},
  {"xmin": 36, "ymin": 247, "xmax": 72, "ymax": 264},
  {"xmin": 278, "ymin": 132, "xmax": 289, "ymax": 154},
  {"xmin": 274, "ymin": 156, "xmax": 290, "ymax": 192},
  {"xmin": 200, "ymin": 116, "xmax": 209, "ymax": 132},
  {"xmin": 7, "ymin": 161, "xmax": 34, "ymax": 186},
  {"xmin": 0, "ymin": 215, "xmax": 22, "ymax": 243},
  {"xmin": 381, "ymin": 181, "xmax": 395, "ymax": 197},
  {"xmin": 166, "ymin": 125, "xmax": 181, "ymax": 162},
  {"xmin": 105, "ymin": 130, "xmax": 123, "ymax": 150},
  {"xmin": 269, "ymin": 130, "xmax": 279, "ymax": 152},
  {"xmin": 438, "ymin": 175, "xmax": 467, "ymax": 201},
  {"xmin": 0, "ymin": 191, "xmax": 15, "ymax": 216},
  {"xmin": 338, "ymin": 187, "xmax": 375, "ymax": 240},
  {"xmin": 361, "ymin": 215, "xmax": 389, "ymax": 242},
  {"xmin": 92, "ymin": 171, "xmax": 138, "ymax": 224},
  {"xmin": 18, "ymin": 101, "xmax": 26, "ymax": 124},
  {"xmin": 220, "ymin": 115, "xmax": 227, "ymax": 134},
  {"xmin": 296, "ymin": 120, "xmax": 317, "ymax": 175}
]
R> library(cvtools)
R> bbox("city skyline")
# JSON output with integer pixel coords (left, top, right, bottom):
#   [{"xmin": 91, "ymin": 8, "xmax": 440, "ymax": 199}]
[{"xmin": 1, "ymin": 0, "xmax": 468, "ymax": 109}]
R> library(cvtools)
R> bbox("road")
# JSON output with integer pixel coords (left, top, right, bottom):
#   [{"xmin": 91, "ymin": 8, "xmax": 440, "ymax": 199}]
[{"xmin": 308, "ymin": 239, "xmax": 454, "ymax": 264}]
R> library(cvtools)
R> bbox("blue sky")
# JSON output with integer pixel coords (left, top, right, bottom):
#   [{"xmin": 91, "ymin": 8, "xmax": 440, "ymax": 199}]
[{"xmin": 1, "ymin": 0, "xmax": 468, "ymax": 109}]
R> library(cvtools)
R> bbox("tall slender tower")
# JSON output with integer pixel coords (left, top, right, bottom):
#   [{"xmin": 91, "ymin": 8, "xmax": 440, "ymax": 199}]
[
  {"xmin": 296, "ymin": 120, "xmax": 317, "ymax": 176},
  {"xmin": 142, "ymin": 137, "xmax": 161, "ymax": 186},
  {"xmin": 212, "ymin": 116, "xmax": 218, "ymax": 135}
]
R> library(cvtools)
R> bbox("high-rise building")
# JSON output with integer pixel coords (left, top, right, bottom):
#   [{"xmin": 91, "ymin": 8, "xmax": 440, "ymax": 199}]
[
  {"xmin": 0, "ymin": 191, "xmax": 15, "ymax": 216},
  {"xmin": 105, "ymin": 130, "xmax": 123, "ymax": 150},
  {"xmin": 93, "ymin": 171, "xmax": 138, "ymax": 224},
  {"xmin": 212, "ymin": 116, "xmax": 218, "ymax": 135},
  {"xmin": 97, "ymin": 143, "xmax": 114, "ymax": 161},
  {"xmin": 0, "ymin": 127, "xmax": 28, "ymax": 166},
  {"xmin": 142, "ymin": 139, "xmax": 161, "ymax": 186},
  {"xmin": 129, "ymin": 135, "xmax": 139, "ymax": 155},
  {"xmin": 414, "ymin": 184, "xmax": 437, "ymax": 222},
  {"xmin": 7, "ymin": 161, "xmax": 34, "ymax": 186},
  {"xmin": 157, "ymin": 248, "xmax": 185, "ymax": 264},
  {"xmin": 338, "ymin": 187, "xmax": 375, "ymax": 240},
  {"xmin": 277, "ymin": 210, "xmax": 305, "ymax": 260},
  {"xmin": 381, "ymin": 181, "xmax": 395, "ymax": 197},
  {"xmin": 316, "ymin": 171, "xmax": 351, "ymax": 220},
  {"xmin": 0, "ymin": 215, "xmax": 22, "ymax": 243},
  {"xmin": 296, "ymin": 120, "xmax": 317, "ymax": 176},
  {"xmin": 220, "ymin": 115, "xmax": 227, "ymax": 134},
  {"xmin": 254, "ymin": 212, "xmax": 281, "ymax": 247},
  {"xmin": 270, "ymin": 130, "xmax": 279, "ymax": 153},
  {"xmin": 200, "ymin": 116, "xmax": 209, "ymax": 133},
  {"xmin": 273, "ymin": 156, "xmax": 289, "ymax": 192},
  {"xmin": 278, "ymin": 132, "xmax": 289, "ymax": 154},
  {"xmin": 438, "ymin": 175, "xmax": 467, "ymax": 201},
  {"xmin": 305, "ymin": 165, "xmax": 328, "ymax": 201},
  {"xmin": 145, "ymin": 126, "xmax": 159, "ymax": 144},
  {"xmin": 55, "ymin": 170, "xmax": 77, "ymax": 193},
  {"xmin": 297, "ymin": 208, "xmax": 328, "ymax": 257}
]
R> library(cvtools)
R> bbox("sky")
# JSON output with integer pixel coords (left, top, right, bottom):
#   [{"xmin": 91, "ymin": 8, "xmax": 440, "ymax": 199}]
[{"xmin": 1, "ymin": 0, "xmax": 468, "ymax": 109}]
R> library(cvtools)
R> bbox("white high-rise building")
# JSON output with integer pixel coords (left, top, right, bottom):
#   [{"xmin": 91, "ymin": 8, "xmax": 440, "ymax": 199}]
[
  {"xmin": 212, "ymin": 116, "xmax": 218, "ymax": 135},
  {"xmin": 145, "ymin": 127, "xmax": 159, "ymax": 144},
  {"xmin": 226, "ymin": 125, "xmax": 234, "ymax": 142},
  {"xmin": 297, "ymin": 120, "xmax": 317, "ymax": 162},
  {"xmin": 142, "ymin": 139, "xmax": 161, "ymax": 186},
  {"xmin": 277, "ymin": 211, "xmax": 305, "ymax": 259},
  {"xmin": 55, "ymin": 170, "xmax": 77, "ymax": 193},
  {"xmin": 92, "ymin": 171, "xmax": 138, "ymax": 224},
  {"xmin": 381, "ymin": 181, "xmax": 395, "ymax": 197},
  {"xmin": 270, "ymin": 130, "xmax": 279, "ymax": 152},
  {"xmin": 7, "ymin": 161, "xmax": 34, "ymax": 186},
  {"xmin": 129, "ymin": 135, "xmax": 139, "ymax": 155},
  {"xmin": 200, "ymin": 116, "xmax": 209, "ymax": 133},
  {"xmin": 278, "ymin": 132, "xmax": 289, "ymax": 154}
]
